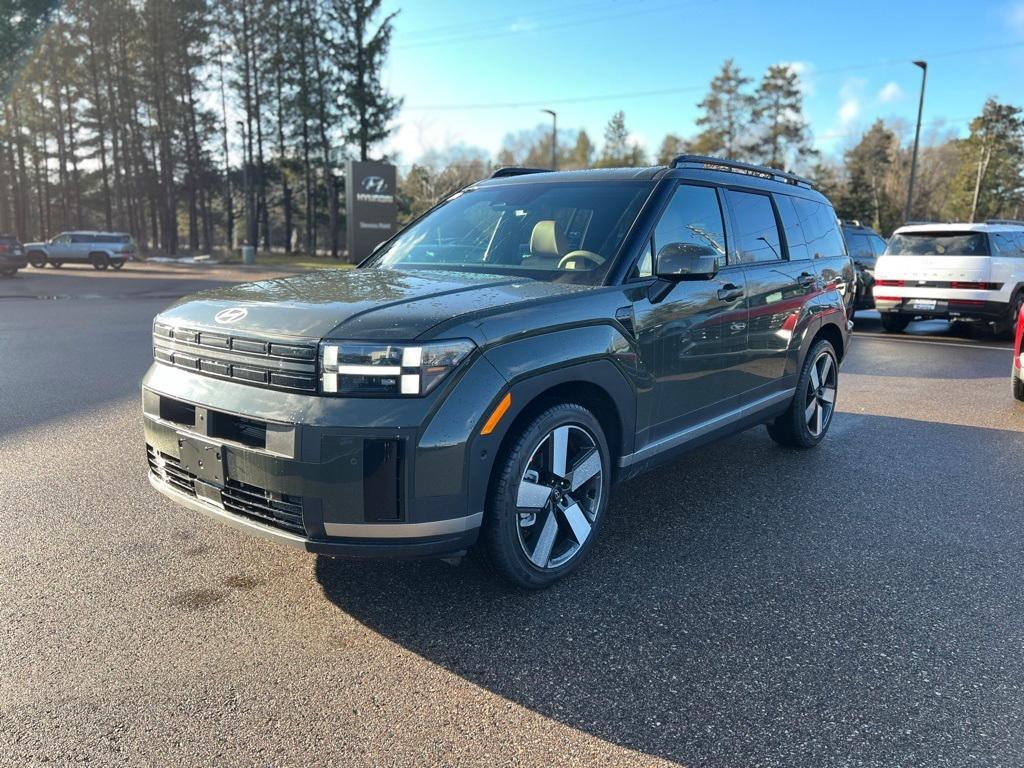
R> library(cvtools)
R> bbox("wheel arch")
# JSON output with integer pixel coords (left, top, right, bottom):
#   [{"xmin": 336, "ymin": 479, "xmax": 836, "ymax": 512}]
[{"xmin": 812, "ymin": 320, "xmax": 846, "ymax": 362}]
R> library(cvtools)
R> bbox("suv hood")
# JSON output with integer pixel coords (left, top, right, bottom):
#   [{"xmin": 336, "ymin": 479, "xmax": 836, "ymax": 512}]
[{"xmin": 157, "ymin": 268, "xmax": 590, "ymax": 340}]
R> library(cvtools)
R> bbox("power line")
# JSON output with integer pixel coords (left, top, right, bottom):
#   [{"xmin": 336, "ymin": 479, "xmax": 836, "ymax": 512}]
[
  {"xmin": 404, "ymin": 40, "xmax": 1024, "ymax": 112},
  {"xmin": 395, "ymin": 0, "xmax": 714, "ymax": 51}
]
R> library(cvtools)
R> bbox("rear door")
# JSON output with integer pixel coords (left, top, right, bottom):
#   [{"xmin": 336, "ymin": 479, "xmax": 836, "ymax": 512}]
[
  {"xmin": 632, "ymin": 182, "xmax": 749, "ymax": 443},
  {"xmin": 723, "ymin": 189, "xmax": 814, "ymax": 390}
]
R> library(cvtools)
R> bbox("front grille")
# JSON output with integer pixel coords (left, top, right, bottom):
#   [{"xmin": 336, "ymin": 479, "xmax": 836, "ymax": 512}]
[
  {"xmin": 153, "ymin": 322, "xmax": 317, "ymax": 393},
  {"xmin": 147, "ymin": 446, "xmax": 196, "ymax": 496},
  {"xmin": 221, "ymin": 480, "xmax": 305, "ymax": 534},
  {"xmin": 147, "ymin": 444, "xmax": 305, "ymax": 535}
]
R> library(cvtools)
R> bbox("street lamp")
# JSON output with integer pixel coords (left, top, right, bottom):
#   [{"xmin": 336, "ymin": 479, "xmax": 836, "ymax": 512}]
[
  {"xmin": 903, "ymin": 60, "xmax": 927, "ymax": 223},
  {"xmin": 541, "ymin": 109, "xmax": 557, "ymax": 170}
]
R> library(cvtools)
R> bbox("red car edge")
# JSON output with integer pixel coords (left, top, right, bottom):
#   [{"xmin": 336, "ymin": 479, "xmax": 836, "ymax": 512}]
[{"xmin": 1014, "ymin": 302, "xmax": 1024, "ymax": 402}]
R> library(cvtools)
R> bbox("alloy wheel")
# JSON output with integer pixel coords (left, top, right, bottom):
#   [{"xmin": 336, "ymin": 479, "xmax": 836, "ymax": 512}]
[
  {"xmin": 515, "ymin": 424, "xmax": 604, "ymax": 569},
  {"xmin": 805, "ymin": 351, "xmax": 837, "ymax": 437}
]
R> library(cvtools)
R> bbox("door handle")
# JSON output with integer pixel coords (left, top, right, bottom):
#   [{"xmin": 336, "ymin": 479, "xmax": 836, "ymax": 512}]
[
  {"xmin": 717, "ymin": 283, "xmax": 744, "ymax": 302},
  {"xmin": 798, "ymin": 272, "xmax": 816, "ymax": 287}
]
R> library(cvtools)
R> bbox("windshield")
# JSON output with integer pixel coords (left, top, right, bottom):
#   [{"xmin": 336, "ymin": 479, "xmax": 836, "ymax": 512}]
[
  {"xmin": 365, "ymin": 180, "xmax": 653, "ymax": 285},
  {"xmin": 886, "ymin": 232, "xmax": 990, "ymax": 256}
]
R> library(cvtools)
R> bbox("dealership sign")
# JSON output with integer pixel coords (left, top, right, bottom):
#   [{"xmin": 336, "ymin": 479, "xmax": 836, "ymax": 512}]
[{"xmin": 345, "ymin": 160, "xmax": 398, "ymax": 263}]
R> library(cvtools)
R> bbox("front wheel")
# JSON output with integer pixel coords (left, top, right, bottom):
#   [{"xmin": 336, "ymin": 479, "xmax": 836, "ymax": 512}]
[
  {"xmin": 91, "ymin": 253, "xmax": 110, "ymax": 270},
  {"xmin": 767, "ymin": 340, "xmax": 839, "ymax": 449},
  {"xmin": 880, "ymin": 313, "xmax": 910, "ymax": 333},
  {"xmin": 28, "ymin": 252, "xmax": 46, "ymax": 268},
  {"xmin": 110, "ymin": 259, "xmax": 125, "ymax": 270},
  {"xmin": 481, "ymin": 402, "xmax": 611, "ymax": 589}
]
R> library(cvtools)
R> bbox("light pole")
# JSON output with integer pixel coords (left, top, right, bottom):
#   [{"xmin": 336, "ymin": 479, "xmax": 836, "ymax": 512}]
[
  {"xmin": 904, "ymin": 60, "xmax": 927, "ymax": 223},
  {"xmin": 541, "ymin": 109, "xmax": 557, "ymax": 170}
]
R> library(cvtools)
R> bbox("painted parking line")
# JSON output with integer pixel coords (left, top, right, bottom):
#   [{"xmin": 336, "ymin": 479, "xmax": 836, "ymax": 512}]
[{"xmin": 854, "ymin": 332, "xmax": 1012, "ymax": 352}]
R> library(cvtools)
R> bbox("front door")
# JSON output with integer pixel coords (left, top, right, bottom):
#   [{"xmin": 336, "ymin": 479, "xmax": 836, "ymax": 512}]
[{"xmin": 632, "ymin": 183, "xmax": 749, "ymax": 444}]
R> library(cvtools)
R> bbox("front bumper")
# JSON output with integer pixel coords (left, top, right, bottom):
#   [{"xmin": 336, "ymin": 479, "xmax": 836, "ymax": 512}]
[{"xmin": 142, "ymin": 359, "xmax": 507, "ymax": 558}]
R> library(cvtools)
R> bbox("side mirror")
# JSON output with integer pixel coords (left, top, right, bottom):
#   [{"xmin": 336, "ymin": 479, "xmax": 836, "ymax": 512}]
[{"xmin": 654, "ymin": 242, "xmax": 719, "ymax": 281}]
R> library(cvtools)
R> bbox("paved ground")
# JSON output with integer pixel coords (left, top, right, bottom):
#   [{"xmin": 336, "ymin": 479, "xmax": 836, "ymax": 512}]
[{"xmin": 2, "ymin": 266, "xmax": 1023, "ymax": 767}]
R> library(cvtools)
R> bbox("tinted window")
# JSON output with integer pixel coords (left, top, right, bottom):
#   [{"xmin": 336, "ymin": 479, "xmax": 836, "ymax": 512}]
[
  {"xmin": 846, "ymin": 233, "xmax": 873, "ymax": 259},
  {"xmin": 635, "ymin": 238, "xmax": 654, "ymax": 278},
  {"xmin": 869, "ymin": 235, "xmax": 887, "ymax": 256},
  {"xmin": 991, "ymin": 232, "xmax": 1024, "ymax": 258},
  {"xmin": 886, "ymin": 232, "xmax": 990, "ymax": 256},
  {"xmin": 793, "ymin": 198, "xmax": 846, "ymax": 259},
  {"xmin": 368, "ymin": 181, "xmax": 651, "ymax": 285},
  {"xmin": 653, "ymin": 184, "xmax": 727, "ymax": 268},
  {"xmin": 725, "ymin": 190, "xmax": 782, "ymax": 264},
  {"xmin": 774, "ymin": 195, "xmax": 809, "ymax": 260}
]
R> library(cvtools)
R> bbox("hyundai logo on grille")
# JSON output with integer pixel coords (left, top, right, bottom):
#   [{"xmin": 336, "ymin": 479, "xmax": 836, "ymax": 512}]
[{"xmin": 215, "ymin": 307, "xmax": 248, "ymax": 324}]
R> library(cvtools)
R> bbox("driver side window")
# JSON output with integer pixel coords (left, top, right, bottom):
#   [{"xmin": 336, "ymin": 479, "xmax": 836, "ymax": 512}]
[{"xmin": 652, "ymin": 184, "xmax": 727, "ymax": 270}]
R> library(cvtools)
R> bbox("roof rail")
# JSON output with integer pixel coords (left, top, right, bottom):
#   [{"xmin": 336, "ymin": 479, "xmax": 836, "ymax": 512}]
[
  {"xmin": 671, "ymin": 154, "xmax": 815, "ymax": 188},
  {"xmin": 489, "ymin": 166, "xmax": 550, "ymax": 179},
  {"xmin": 839, "ymin": 219, "xmax": 864, "ymax": 228},
  {"xmin": 985, "ymin": 219, "xmax": 1024, "ymax": 226}
]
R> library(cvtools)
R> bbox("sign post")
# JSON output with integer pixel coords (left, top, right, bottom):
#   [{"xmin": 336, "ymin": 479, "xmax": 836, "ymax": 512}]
[{"xmin": 345, "ymin": 160, "xmax": 398, "ymax": 263}]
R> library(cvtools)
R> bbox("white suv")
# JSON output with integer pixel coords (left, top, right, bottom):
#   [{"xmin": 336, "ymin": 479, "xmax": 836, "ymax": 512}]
[{"xmin": 873, "ymin": 221, "xmax": 1024, "ymax": 335}]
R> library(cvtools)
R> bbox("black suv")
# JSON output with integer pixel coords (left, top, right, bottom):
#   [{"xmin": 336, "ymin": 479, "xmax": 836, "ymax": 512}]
[
  {"xmin": 841, "ymin": 220, "xmax": 887, "ymax": 314},
  {"xmin": 143, "ymin": 156, "xmax": 853, "ymax": 588},
  {"xmin": 0, "ymin": 234, "xmax": 26, "ymax": 277}
]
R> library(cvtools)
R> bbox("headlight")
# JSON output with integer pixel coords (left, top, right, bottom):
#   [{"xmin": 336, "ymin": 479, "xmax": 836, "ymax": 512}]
[{"xmin": 320, "ymin": 339, "xmax": 475, "ymax": 396}]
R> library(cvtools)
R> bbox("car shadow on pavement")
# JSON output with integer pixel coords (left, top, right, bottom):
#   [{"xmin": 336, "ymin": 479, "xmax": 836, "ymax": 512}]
[{"xmin": 316, "ymin": 414, "xmax": 1024, "ymax": 766}]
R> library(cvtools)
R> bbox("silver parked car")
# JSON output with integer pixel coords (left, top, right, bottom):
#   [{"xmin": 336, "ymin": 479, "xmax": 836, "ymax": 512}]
[{"xmin": 26, "ymin": 231, "xmax": 136, "ymax": 270}]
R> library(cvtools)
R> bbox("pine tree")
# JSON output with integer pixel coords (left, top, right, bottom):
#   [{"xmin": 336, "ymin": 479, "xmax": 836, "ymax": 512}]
[
  {"xmin": 694, "ymin": 59, "xmax": 753, "ymax": 160},
  {"xmin": 332, "ymin": 0, "xmax": 401, "ymax": 161},
  {"xmin": 838, "ymin": 120, "xmax": 901, "ymax": 233},
  {"xmin": 748, "ymin": 64, "xmax": 815, "ymax": 168},
  {"xmin": 598, "ymin": 112, "xmax": 646, "ymax": 167},
  {"xmin": 944, "ymin": 98, "xmax": 1024, "ymax": 222},
  {"xmin": 656, "ymin": 133, "xmax": 690, "ymax": 165}
]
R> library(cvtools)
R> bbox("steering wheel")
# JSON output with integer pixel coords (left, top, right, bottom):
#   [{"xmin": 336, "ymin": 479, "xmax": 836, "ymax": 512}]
[{"xmin": 557, "ymin": 250, "xmax": 605, "ymax": 270}]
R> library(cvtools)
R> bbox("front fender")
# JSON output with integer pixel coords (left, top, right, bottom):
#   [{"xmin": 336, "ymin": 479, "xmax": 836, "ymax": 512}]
[{"xmin": 415, "ymin": 323, "xmax": 640, "ymax": 516}]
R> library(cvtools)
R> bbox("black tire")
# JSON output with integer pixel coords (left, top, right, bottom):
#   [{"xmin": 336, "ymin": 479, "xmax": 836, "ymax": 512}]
[
  {"xmin": 880, "ymin": 313, "xmax": 910, "ymax": 333},
  {"xmin": 110, "ymin": 259, "xmax": 125, "ymax": 270},
  {"xmin": 481, "ymin": 402, "xmax": 611, "ymax": 589},
  {"xmin": 995, "ymin": 294, "xmax": 1024, "ymax": 340},
  {"xmin": 1014, "ymin": 370, "xmax": 1024, "ymax": 403},
  {"xmin": 767, "ymin": 339, "xmax": 839, "ymax": 449},
  {"xmin": 28, "ymin": 252, "xmax": 46, "ymax": 268},
  {"xmin": 91, "ymin": 253, "xmax": 110, "ymax": 270},
  {"xmin": 50, "ymin": 260, "xmax": 62, "ymax": 268}
]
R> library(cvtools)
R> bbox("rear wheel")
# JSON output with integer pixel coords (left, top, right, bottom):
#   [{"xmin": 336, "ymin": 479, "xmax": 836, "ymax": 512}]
[
  {"xmin": 110, "ymin": 259, "xmax": 125, "ymax": 270},
  {"xmin": 880, "ymin": 313, "xmax": 910, "ymax": 333},
  {"xmin": 767, "ymin": 340, "xmax": 838, "ymax": 449},
  {"xmin": 28, "ymin": 252, "xmax": 46, "ymax": 268},
  {"xmin": 482, "ymin": 402, "xmax": 610, "ymax": 589},
  {"xmin": 994, "ymin": 294, "xmax": 1024, "ymax": 340},
  {"xmin": 91, "ymin": 253, "xmax": 110, "ymax": 270}
]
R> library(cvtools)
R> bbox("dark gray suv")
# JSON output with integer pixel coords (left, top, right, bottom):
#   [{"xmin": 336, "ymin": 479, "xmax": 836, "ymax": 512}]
[{"xmin": 143, "ymin": 156, "xmax": 853, "ymax": 588}]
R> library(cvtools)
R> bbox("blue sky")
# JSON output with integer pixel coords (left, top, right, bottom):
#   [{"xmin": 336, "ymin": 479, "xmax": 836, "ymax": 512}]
[{"xmin": 380, "ymin": 0, "xmax": 1024, "ymax": 167}]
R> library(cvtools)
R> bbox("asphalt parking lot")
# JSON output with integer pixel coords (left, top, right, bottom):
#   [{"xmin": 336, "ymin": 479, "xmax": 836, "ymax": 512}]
[{"xmin": 2, "ymin": 265, "xmax": 1023, "ymax": 768}]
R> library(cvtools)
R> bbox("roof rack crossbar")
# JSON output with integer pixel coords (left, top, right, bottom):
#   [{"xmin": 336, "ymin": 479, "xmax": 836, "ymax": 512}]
[
  {"xmin": 489, "ymin": 166, "xmax": 550, "ymax": 179},
  {"xmin": 671, "ymin": 154, "xmax": 815, "ymax": 188}
]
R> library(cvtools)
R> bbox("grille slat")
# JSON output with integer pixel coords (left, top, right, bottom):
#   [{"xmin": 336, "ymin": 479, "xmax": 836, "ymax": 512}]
[{"xmin": 153, "ymin": 323, "xmax": 317, "ymax": 393}]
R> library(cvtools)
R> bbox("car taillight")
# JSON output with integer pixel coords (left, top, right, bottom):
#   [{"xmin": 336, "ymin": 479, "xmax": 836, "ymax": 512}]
[
  {"xmin": 0, "ymin": 245, "xmax": 7, "ymax": 254},
  {"xmin": 875, "ymin": 279, "xmax": 904, "ymax": 287},
  {"xmin": 950, "ymin": 281, "xmax": 1001, "ymax": 290},
  {"xmin": 874, "ymin": 296, "xmax": 901, "ymax": 301}
]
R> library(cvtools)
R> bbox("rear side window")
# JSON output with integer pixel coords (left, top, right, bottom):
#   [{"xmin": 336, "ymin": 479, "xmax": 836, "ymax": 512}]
[
  {"xmin": 869, "ymin": 235, "xmax": 887, "ymax": 256},
  {"xmin": 846, "ymin": 233, "xmax": 873, "ymax": 259},
  {"xmin": 886, "ymin": 232, "xmax": 990, "ymax": 256},
  {"xmin": 652, "ymin": 184, "xmax": 727, "ymax": 269},
  {"xmin": 725, "ymin": 189, "xmax": 782, "ymax": 264},
  {"xmin": 774, "ymin": 195, "xmax": 809, "ymax": 260},
  {"xmin": 991, "ymin": 232, "xmax": 1024, "ymax": 258},
  {"xmin": 793, "ymin": 198, "xmax": 846, "ymax": 259}
]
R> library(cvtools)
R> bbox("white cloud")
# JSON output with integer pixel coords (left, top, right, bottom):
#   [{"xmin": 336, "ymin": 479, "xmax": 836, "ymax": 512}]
[
  {"xmin": 837, "ymin": 78, "xmax": 865, "ymax": 127},
  {"xmin": 509, "ymin": 16, "xmax": 538, "ymax": 33},
  {"xmin": 878, "ymin": 82, "xmax": 904, "ymax": 104}
]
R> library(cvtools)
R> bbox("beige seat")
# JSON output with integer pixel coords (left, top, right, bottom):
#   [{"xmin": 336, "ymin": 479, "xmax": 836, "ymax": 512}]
[{"xmin": 522, "ymin": 220, "xmax": 566, "ymax": 269}]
